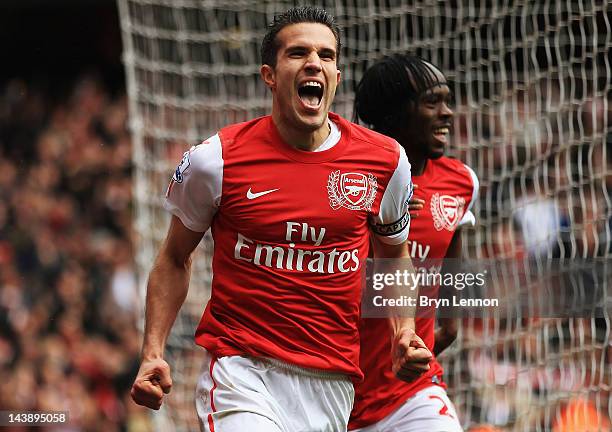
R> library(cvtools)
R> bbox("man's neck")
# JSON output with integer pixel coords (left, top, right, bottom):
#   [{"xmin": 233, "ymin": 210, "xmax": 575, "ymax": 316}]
[
  {"xmin": 272, "ymin": 112, "xmax": 331, "ymax": 152},
  {"xmin": 405, "ymin": 150, "xmax": 427, "ymax": 176}
]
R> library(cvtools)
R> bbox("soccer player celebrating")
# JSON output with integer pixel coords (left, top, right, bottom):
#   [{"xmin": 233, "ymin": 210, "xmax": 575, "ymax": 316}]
[
  {"xmin": 349, "ymin": 55, "xmax": 479, "ymax": 431},
  {"xmin": 131, "ymin": 7, "xmax": 427, "ymax": 432}
]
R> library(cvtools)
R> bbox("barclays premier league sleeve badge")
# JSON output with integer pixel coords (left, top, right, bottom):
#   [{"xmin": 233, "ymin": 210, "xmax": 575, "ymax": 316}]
[
  {"xmin": 172, "ymin": 150, "xmax": 191, "ymax": 184},
  {"xmin": 328, "ymin": 170, "xmax": 378, "ymax": 211},
  {"xmin": 166, "ymin": 150, "xmax": 192, "ymax": 197}
]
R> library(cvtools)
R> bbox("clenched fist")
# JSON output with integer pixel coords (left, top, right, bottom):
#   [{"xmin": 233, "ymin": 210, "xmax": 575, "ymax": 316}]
[
  {"xmin": 391, "ymin": 327, "xmax": 433, "ymax": 382},
  {"xmin": 131, "ymin": 358, "xmax": 173, "ymax": 410}
]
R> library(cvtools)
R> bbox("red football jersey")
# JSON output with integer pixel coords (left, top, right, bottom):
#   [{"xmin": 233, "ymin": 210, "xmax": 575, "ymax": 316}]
[
  {"xmin": 349, "ymin": 156, "xmax": 478, "ymax": 429},
  {"xmin": 165, "ymin": 113, "xmax": 414, "ymax": 380}
]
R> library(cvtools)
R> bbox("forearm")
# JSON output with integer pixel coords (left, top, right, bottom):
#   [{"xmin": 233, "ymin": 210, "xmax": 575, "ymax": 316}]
[
  {"xmin": 370, "ymin": 239, "xmax": 418, "ymax": 337},
  {"xmin": 433, "ymin": 230, "xmax": 461, "ymax": 356},
  {"xmin": 433, "ymin": 319, "xmax": 457, "ymax": 356},
  {"xmin": 387, "ymin": 252, "xmax": 418, "ymax": 336},
  {"xmin": 372, "ymin": 238, "xmax": 432, "ymax": 379},
  {"xmin": 141, "ymin": 251, "xmax": 192, "ymax": 360}
]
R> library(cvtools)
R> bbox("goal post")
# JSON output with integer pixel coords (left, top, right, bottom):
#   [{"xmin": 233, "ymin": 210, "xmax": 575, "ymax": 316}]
[{"xmin": 118, "ymin": 1, "xmax": 611, "ymax": 430}]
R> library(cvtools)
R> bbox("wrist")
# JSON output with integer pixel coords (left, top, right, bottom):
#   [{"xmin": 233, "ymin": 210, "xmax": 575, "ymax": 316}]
[
  {"xmin": 141, "ymin": 343, "xmax": 165, "ymax": 362},
  {"xmin": 141, "ymin": 352, "xmax": 164, "ymax": 363},
  {"xmin": 390, "ymin": 317, "xmax": 415, "ymax": 335}
]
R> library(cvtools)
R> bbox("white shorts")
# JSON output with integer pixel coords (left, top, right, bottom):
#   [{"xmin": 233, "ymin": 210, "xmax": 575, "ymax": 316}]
[
  {"xmin": 195, "ymin": 350, "xmax": 355, "ymax": 432},
  {"xmin": 351, "ymin": 385, "xmax": 463, "ymax": 432}
]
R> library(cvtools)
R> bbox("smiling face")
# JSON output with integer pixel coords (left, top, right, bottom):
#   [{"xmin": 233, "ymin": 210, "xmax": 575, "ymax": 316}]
[
  {"xmin": 260, "ymin": 22, "xmax": 341, "ymax": 136},
  {"xmin": 405, "ymin": 67, "xmax": 454, "ymax": 160}
]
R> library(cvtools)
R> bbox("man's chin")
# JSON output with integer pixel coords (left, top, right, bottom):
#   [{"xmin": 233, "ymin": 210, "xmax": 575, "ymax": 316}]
[
  {"xmin": 428, "ymin": 149, "xmax": 445, "ymax": 160},
  {"xmin": 295, "ymin": 113, "xmax": 327, "ymax": 132}
]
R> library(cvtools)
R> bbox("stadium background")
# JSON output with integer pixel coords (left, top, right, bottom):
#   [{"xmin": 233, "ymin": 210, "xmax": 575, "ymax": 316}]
[
  {"xmin": 0, "ymin": 0, "xmax": 610, "ymax": 431},
  {"xmin": 0, "ymin": 1, "xmax": 151, "ymax": 430}
]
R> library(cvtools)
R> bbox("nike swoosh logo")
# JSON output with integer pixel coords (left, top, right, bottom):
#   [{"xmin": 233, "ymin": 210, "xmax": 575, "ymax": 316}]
[{"xmin": 246, "ymin": 187, "xmax": 279, "ymax": 200}]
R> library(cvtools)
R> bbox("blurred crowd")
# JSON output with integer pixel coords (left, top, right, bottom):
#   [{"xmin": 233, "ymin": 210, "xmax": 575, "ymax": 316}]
[
  {"xmin": 448, "ymin": 78, "xmax": 611, "ymax": 431},
  {"xmin": 452, "ymin": 78, "xmax": 611, "ymax": 260},
  {"xmin": 0, "ymin": 76, "xmax": 150, "ymax": 431}
]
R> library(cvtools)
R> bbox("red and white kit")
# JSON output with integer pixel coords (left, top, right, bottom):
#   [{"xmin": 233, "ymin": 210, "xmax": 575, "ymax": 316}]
[
  {"xmin": 349, "ymin": 156, "xmax": 478, "ymax": 432},
  {"xmin": 165, "ymin": 113, "xmax": 413, "ymax": 431}
]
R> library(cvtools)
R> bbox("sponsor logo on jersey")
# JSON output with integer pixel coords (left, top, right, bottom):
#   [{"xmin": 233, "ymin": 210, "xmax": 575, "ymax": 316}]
[
  {"xmin": 234, "ymin": 221, "xmax": 360, "ymax": 274},
  {"xmin": 431, "ymin": 193, "xmax": 466, "ymax": 231},
  {"xmin": 408, "ymin": 240, "xmax": 431, "ymax": 261},
  {"xmin": 172, "ymin": 150, "xmax": 191, "ymax": 184},
  {"xmin": 327, "ymin": 171, "xmax": 378, "ymax": 211}
]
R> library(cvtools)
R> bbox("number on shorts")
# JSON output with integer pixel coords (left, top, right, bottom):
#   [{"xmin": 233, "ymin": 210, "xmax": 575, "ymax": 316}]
[{"xmin": 429, "ymin": 395, "xmax": 455, "ymax": 419}]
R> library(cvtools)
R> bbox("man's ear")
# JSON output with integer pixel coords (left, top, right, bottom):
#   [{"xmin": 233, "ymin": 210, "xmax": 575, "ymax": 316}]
[{"xmin": 260, "ymin": 64, "xmax": 276, "ymax": 90}]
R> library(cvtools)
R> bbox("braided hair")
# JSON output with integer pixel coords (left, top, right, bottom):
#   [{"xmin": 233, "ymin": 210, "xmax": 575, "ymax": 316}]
[{"xmin": 354, "ymin": 55, "xmax": 443, "ymax": 138}]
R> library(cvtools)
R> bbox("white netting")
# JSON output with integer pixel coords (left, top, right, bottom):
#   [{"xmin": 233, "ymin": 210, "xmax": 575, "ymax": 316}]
[{"xmin": 118, "ymin": 1, "xmax": 611, "ymax": 430}]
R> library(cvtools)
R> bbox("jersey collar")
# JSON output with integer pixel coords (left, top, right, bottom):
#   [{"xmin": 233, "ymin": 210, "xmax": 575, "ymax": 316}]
[{"xmin": 268, "ymin": 112, "xmax": 350, "ymax": 163}]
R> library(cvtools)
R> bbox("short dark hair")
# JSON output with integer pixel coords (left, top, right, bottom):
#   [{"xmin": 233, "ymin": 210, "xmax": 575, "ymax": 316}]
[
  {"xmin": 261, "ymin": 6, "xmax": 341, "ymax": 67},
  {"xmin": 354, "ymin": 55, "xmax": 444, "ymax": 136}
]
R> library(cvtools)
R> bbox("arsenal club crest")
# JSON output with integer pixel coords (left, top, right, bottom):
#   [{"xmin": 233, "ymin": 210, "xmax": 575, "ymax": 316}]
[
  {"xmin": 328, "ymin": 171, "xmax": 378, "ymax": 211},
  {"xmin": 431, "ymin": 193, "xmax": 466, "ymax": 231}
]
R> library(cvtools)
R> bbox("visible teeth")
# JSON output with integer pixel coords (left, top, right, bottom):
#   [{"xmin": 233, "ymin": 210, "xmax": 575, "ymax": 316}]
[
  {"xmin": 435, "ymin": 128, "xmax": 449, "ymax": 134},
  {"xmin": 298, "ymin": 81, "xmax": 323, "ymax": 107}
]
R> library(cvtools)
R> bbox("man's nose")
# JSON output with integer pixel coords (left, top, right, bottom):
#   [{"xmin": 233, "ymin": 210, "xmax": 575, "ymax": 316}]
[
  {"xmin": 440, "ymin": 102, "xmax": 453, "ymax": 118},
  {"xmin": 305, "ymin": 52, "xmax": 322, "ymax": 72}
]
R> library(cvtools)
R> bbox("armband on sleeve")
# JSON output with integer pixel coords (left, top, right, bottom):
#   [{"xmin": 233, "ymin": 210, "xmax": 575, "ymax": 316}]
[{"xmin": 370, "ymin": 144, "xmax": 412, "ymax": 244}]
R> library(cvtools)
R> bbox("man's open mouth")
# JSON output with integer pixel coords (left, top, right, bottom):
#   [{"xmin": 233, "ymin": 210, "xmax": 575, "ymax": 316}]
[
  {"xmin": 298, "ymin": 81, "xmax": 324, "ymax": 108},
  {"xmin": 433, "ymin": 127, "xmax": 449, "ymax": 137},
  {"xmin": 433, "ymin": 126, "xmax": 450, "ymax": 143}
]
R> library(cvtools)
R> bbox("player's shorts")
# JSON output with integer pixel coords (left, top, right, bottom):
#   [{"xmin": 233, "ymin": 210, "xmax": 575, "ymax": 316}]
[
  {"xmin": 195, "ymin": 349, "xmax": 355, "ymax": 432},
  {"xmin": 351, "ymin": 385, "xmax": 463, "ymax": 432}
]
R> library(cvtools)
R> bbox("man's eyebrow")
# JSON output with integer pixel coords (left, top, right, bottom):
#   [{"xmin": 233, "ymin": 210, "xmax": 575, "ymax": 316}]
[
  {"xmin": 285, "ymin": 45, "xmax": 308, "ymax": 52},
  {"xmin": 318, "ymin": 47, "xmax": 336, "ymax": 56},
  {"xmin": 284, "ymin": 45, "xmax": 336, "ymax": 56}
]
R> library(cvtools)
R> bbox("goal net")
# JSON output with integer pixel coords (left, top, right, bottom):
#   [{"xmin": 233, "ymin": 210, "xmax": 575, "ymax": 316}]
[{"xmin": 118, "ymin": 1, "xmax": 611, "ymax": 430}]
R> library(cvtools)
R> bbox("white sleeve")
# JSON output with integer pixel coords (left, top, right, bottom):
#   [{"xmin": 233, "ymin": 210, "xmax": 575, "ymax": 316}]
[
  {"xmin": 458, "ymin": 164, "xmax": 479, "ymax": 227},
  {"xmin": 163, "ymin": 134, "xmax": 223, "ymax": 232},
  {"xmin": 370, "ymin": 145, "xmax": 413, "ymax": 244}
]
